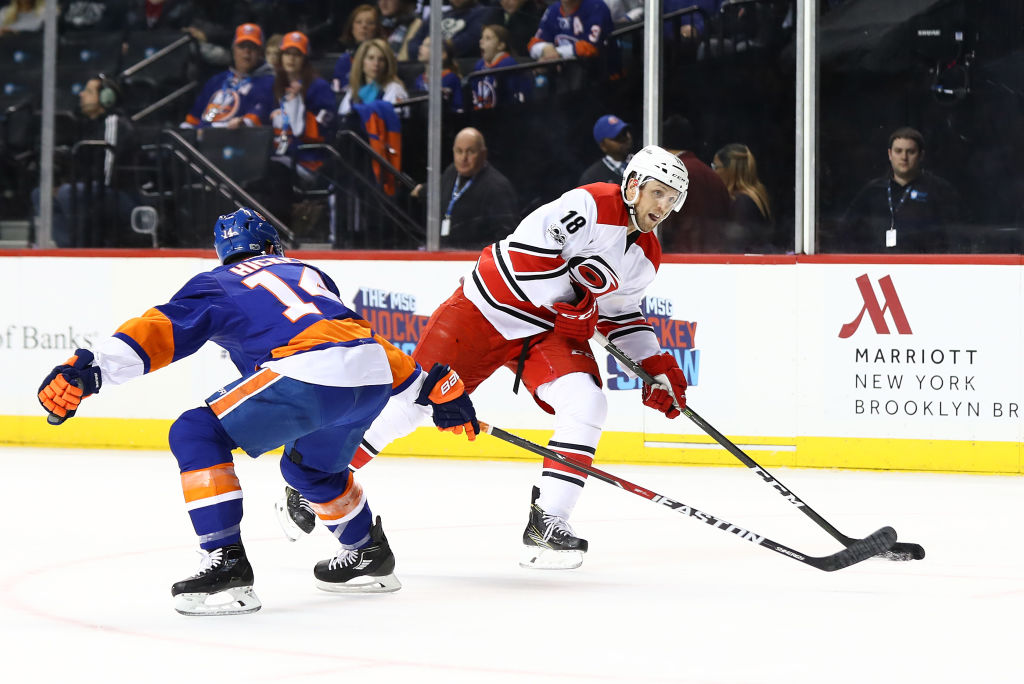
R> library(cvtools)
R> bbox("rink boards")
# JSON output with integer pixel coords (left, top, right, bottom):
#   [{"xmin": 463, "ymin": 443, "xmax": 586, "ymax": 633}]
[{"xmin": 1, "ymin": 251, "xmax": 1020, "ymax": 474}]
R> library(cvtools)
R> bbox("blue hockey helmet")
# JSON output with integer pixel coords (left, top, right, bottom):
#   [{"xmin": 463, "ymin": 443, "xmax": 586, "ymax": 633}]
[{"xmin": 213, "ymin": 207, "xmax": 283, "ymax": 263}]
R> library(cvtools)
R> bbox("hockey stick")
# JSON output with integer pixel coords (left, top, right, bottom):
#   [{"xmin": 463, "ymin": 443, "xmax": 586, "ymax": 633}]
[
  {"xmin": 595, "ymin": 332, "xmax": 925, "ymax": 562},
  {"xmin": 481, "ymin": 422, "xmax": 895, "ymax": 571}
]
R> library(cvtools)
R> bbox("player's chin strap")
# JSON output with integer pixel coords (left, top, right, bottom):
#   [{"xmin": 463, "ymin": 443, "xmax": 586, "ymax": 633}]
[{"xmin": 592, "ymin": 331, "xmax": 925, "ymax": 562}]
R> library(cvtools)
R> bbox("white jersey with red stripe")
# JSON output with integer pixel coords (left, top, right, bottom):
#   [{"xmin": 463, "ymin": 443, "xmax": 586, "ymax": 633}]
[{"xmin": 462, "ymin": 182, "xmax": 664, "ymax": 364}]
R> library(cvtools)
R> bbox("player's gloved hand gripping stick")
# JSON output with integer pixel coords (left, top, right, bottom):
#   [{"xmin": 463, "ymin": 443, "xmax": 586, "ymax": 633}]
[
  {"xmin": 552, "ymin": 287, "xmax": 598, "ymax": 341},
  {"xmin": 415, "ymin": 363, "xmax": 480, "ymax": 440},
  {"xmin": 594, "ymin": 331, "xmax": 925, "ymax": 562},
  {"xmin": 38, "ymin": 349, "xmax": 102, "ymax": 425}
]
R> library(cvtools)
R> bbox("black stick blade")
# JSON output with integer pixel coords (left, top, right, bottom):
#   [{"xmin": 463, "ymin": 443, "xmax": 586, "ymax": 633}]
[
  {"xmin": 817, "ymin": 527, "xmax": 898, "ymax": 572},
  {"xmin": 875, "ymin": 542, "xmax": 926, "ymax": 561}
]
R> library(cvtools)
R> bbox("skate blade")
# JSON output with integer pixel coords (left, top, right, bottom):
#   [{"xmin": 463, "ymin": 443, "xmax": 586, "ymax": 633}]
[
  {"xmin": 173, "ymin": 586, "xmax": 262, "ymax": 616},
  {"xmin": 315, "ymin": 573, "xmax": 402, "ymax": 594},
  {"xmin": 274, "ymin": 498, "xmax": 306, "ymax": 542},
  {"xmin": 519, "ymin": 546, "xmax": 584, "ymax": 570}
]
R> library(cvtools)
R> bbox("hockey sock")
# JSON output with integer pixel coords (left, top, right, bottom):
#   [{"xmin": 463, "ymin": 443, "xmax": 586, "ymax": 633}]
[
  {"xmin": 169, "ymin": 407, "xmax": 244, "ymax": 550},
  {"xmin": 534, "ymin": 373, "xmax": 606, "ymax": 519},
  {"xmin": 537, "ymin": 442, "xmax": 594, "ymax": 519},
  {"xmin": 281, "ymin": 461, "xmax": 373, "ymax": 548}
]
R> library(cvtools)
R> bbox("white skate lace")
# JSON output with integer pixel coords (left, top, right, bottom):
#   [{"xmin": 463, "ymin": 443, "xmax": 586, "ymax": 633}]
[
  {"xmin": 327, "ymin": 547, "xmax": 359, "ymax": 570},
  {"xmin": 192, "ymin": 548, "xmax": 223, "ymax": 577},
  {"xmin": 541, "ymin": 514, "xmax": 577, "ymax": 542}
]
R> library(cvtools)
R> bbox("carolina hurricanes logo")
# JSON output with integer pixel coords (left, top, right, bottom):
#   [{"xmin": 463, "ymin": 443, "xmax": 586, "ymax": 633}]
[
  {"xmin": 568, "ymin": 256, "xmax": 620, "ymax": 296},
  {"xmin": 203, "ymin": 89, "xmax": 241, "ymax": 123}
]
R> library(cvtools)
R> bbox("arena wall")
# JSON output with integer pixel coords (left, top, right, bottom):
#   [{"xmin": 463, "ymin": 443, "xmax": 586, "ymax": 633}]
[{"xmin": 2, "ymin": 251, "xmax": 1020, "ymax": 474}]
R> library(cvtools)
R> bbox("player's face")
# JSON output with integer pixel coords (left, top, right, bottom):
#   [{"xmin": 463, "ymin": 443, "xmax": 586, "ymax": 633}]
[
  {"xmin": 480, "ymin": 29, "xmax": 502, "ymax": 62},
  {"xmin": 233, "ymin": 41, "xmax": 261, "ymax": 74},
  {"xmin": 888, "ymin": 138, "xmax": 922, "ymax": 180},
  {"xmin": 362, "ymin": 46, "xmax": 387, "ymax": 82},
  {"xmin": 633, "ymin": 179, "xmax": 681, "ymax": 232},
  {"xmin": 352, "ymin": 9, "xmax": 379, "ymax": 43}
]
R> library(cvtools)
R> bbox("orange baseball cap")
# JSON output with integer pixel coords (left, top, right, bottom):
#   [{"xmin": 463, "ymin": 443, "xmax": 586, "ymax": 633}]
[
  {"xmin": 233, "ymin": 23, "xmax": 264, "ymax": 47},
  {"xmin": 280, "ymin": 31, "xmax": 309, "ymax": 56}
]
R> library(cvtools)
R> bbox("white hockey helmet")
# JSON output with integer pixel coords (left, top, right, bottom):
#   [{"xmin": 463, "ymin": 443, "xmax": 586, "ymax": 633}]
[{"xmin": 620, "ymin": 144, "xmax": 689, "ymax": 214}]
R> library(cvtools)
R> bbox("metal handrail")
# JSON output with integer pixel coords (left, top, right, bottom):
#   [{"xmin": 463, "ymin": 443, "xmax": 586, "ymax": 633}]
[
  {"xmin": 160, "ymin": 128, "xmax": 295, "ymax": 244},
  {"xmin": 120, "ymin": 34, "xmax": 194, "ymax": 79},
  {"xmin": 609, "ymin": 6, "xmax": 708, "ymax": 39},
  {"xmin": 332, "ymin": 130, "xmax": 419, "ymax": 191},
  {"xmin": 130, "ymin": 81, "xmax": 198, "ymax": 123}
]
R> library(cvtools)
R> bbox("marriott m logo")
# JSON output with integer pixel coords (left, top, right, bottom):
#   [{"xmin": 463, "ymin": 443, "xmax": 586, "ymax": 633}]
[{"xmin": 838, "ymin": 274, "xmax": 913, "ymax": 338}]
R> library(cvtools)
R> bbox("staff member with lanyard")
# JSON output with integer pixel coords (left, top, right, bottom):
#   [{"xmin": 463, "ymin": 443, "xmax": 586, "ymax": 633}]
[
  {"xmin": 414, "ymin": 127, "xmax": 520, "ymax": 250},
  {"xmin": 835, "ymin": 126, "xmax": 963, "ymax": 253}
]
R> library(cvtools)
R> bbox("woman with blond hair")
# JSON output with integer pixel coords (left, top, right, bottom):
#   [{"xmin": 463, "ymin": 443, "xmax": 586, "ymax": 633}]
[
  {"xmin": 0, "ymin": 0, "xmax": 44, "ymax": 35},
  {"xmin": 338, "ymin": 38, "xmax": 408, "ymax": 115},
  {"xmin": 711, "ymin": 143, "xmax": 774, "ymax": 250}
]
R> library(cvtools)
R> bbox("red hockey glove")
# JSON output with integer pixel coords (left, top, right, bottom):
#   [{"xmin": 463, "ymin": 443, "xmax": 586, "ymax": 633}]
[
  {"xmin": 640, "ymin": 352, "xmax": 687, "ymax": 419},
  {"xmin": 415, "ymin": 363, "xmax": 479, "ymax": 441},
  {"xmin": 552, "ymin": 288, "xmax": 598, "ymax": 340},
  {"xmin": 38, "ymin": 349, "xmax": 102, "ymax": 425}
]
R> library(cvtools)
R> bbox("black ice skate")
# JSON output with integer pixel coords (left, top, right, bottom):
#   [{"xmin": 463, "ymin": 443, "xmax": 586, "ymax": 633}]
[
  {"xmin": 171, "ymin": 543, "xmax": 261, "ymax": 616},
  {"xmin": 521, "ymin": 486, "xmax": 589, "ymax": 569},
  {"xmin": 314, "ymin": 516, "xmax": 401, "ymax": 593},
  {"xmin": 274, "ymin": 485, "xmax": 316, "ymax": 541}
]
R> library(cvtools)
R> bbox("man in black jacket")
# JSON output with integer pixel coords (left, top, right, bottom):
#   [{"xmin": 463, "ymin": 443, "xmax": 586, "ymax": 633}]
[
  {"xmin": 418, "ymin": 127, "xmax": 519, "ymax": 250},
  {"xmin": 836, "ymin": 127, "xmax": 963, "ymax": 253},
  {"xmin": 33, "ymin": 74, "xmax": 138, "ymax": 247}
]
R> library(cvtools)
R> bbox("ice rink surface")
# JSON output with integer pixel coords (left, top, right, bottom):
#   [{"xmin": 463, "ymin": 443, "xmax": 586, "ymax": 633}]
[{"xmin": 1, "ymin": 445, "xmax": 1021, "ymax": 684}]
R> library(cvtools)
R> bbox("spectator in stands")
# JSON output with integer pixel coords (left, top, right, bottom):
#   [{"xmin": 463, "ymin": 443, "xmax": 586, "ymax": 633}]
[
  {"xmin": 407, "ymin": 0, "xmax": 489, "ymax": 59},
  {"xmin": 265, "ymin": 30, "xmax": 337, "ymax": 240},
  {"xmin": 58, "ymin": 0, "xmax": 130, "ymax": 34},
  {"xmin": 182, "ymin": 1, "xmax": 245, "ymax": 74},
  {"xmin": 529, "ymin": 0, "xmax": 615, "ymax": 67},
  {"xmin": 469, "ymin": 24, "xmax": 531, "ymax": 110},
  {"xmin": 0, "ymin": 0, "xmax": 44, "ymax": 36},
  {"xmin": 125, "ymin": 0, "xmax": 193, "ymax": 32},
  {"xmin": 836, "ymin": 126, "xmax": 962, "ymax": 253},
  {"xmin": 331, "ymin": 4, "xmax": 382, "ymax": 94},
  {"xmin": 578, "ymin": 114, "xmax": 632, "ymax": 185},
  {"xmin": 658, "ymin": 114, "xmax": 730, "ymax": 253},
  {"xmin": 32, "ymin": 74, "xmax": 138, "ymax": 247},
  {"xmin": 413, "ymin": 127, "xmax": 519, "ymax": 250},
  {"xmin": 265, "ymin": 32, "xmax": 284, "ymax": 70},
  {"xmin": 271, "ymin": 31, "xmax": 336, "ymax": 174},
  {"xmin": 412, "ymin": 36, "xmax": 464, "ymax": 114},
  {"xmin": 182, "ymin": 22, "xmax": 276, "ymax": 129},
  {"xmin": 482, "ymin": 0, "xmax": 543, "ymax": 57},
  {"xmin": 711, "ymin": 142, "xmax": 774, "ymax": 252},
  {"xmin": 338, "ymin": 38, "xmax": 408, "ymax": 116},
  {"xmin": 379, "ymin": 0, "xmax": 421, "ymax": 61}
]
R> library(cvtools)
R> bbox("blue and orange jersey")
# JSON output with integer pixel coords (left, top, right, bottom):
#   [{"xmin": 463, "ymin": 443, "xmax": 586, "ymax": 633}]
[
  {"xmin": 103, "ymin": 256, "xmax": 417, "ymax": 391},
  {"xmin": 529, "ymin": 0, "xmax": 615, "ymax": 60},
  {"xmin": 271, "ymin": 77, "xmax": 337, "ymax": 170},
  {"xmin": 470, "ymin": 53, "xmax": 531, "ymax": 109},
  {"xmin": 413, "ymin": 69, "xmax": 465, "ymax": 113},
  {"xmin": 184, "ymin": 69, "xmax": 276, "ymax": 128}
]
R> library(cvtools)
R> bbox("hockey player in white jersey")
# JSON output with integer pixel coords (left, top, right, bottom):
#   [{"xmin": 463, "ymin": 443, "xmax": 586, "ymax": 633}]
[{"xmin": 280, "ymin": 145, "xmax": 691, "ymax": 569}]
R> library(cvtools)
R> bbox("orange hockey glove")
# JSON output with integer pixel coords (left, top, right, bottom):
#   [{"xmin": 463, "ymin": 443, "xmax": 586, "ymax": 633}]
[{"xmin": 415, "ymin": 363, "xmax": 479, "ymax": 441}]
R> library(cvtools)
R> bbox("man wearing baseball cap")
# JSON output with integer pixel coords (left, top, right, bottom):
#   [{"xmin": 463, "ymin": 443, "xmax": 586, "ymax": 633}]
[
  {"xmin": 577, "ymin": 114, "xmax": 634, "ymax": 185},
  {"xmin": 183, "ymin": 23, "xmax": 276, "ymax": 129}
]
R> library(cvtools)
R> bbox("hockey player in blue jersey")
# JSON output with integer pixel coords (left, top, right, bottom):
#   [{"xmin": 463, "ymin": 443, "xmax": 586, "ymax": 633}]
[{"xmin": 36, "ymin": 208, "xmax": 479, "ymax": 616}]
